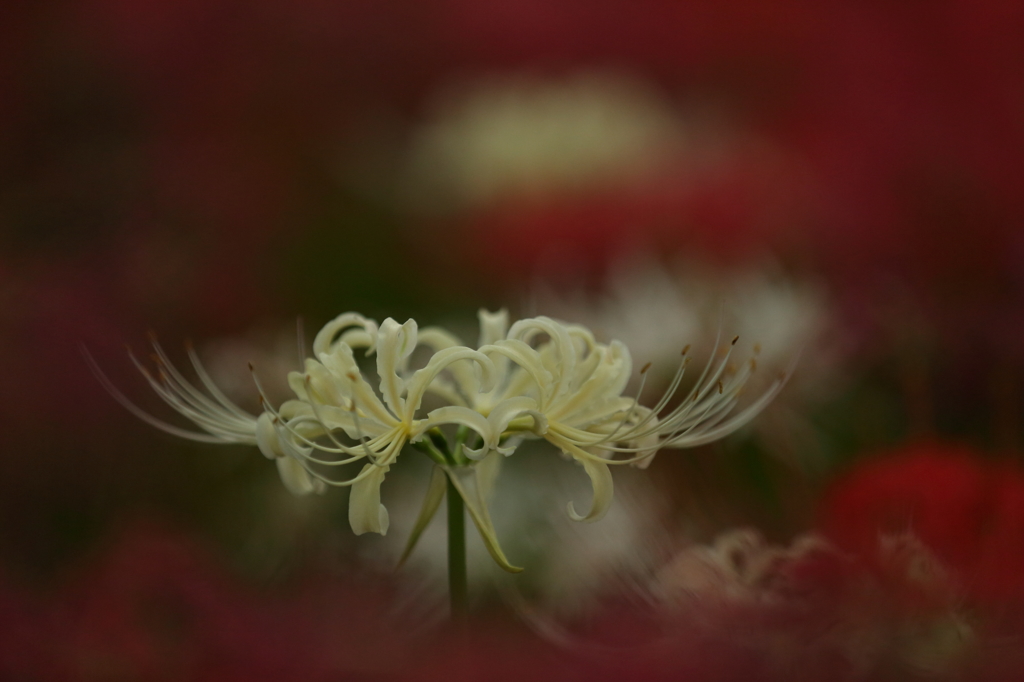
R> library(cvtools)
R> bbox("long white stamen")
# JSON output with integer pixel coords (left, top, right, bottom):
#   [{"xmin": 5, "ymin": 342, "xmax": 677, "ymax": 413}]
[
  {"xmin": 84, "ymin": 347, "xmax": 246, "ymax": 443},
  {"xmin": 149, "ymin": 337, "xmax": 244, "ymax": 421}
]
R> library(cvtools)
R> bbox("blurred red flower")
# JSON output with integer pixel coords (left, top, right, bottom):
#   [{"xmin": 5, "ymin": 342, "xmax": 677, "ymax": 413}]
[
  {"xmin": 0, "ymin": 521, "xmax": 421, "ymax": 681},
  {"xmin": 469, "ymin": 148, "xmax": 810, "ymax": 280},
  {"xmin": 818, "ymin": 441, "xmax": 1024, "ymax": 604}
]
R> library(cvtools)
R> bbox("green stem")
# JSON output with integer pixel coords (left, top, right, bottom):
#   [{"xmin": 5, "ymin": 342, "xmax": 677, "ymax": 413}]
[{"xmin": 446, "ymin": 476, "xmax": 468, "ymax": 619}]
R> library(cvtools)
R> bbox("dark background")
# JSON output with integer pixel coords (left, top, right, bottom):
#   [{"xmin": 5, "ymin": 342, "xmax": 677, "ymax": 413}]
[{"xmin": 2, "ymin": 1, "xmax": 1023, "ymax": 678}]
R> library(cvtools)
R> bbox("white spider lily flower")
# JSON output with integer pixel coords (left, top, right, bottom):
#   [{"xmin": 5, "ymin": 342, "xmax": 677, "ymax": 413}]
[
  {"xmin": 416, "ymin": 310, "xmax": 789, "ymax": 526},
  {"xmin": 253, "ymin": 313, "xmax": 498, "ymax": 537},
  {"xmin": 89, "ymin": 315, "xmax": 501, "ymax": 539},
  {"xmin": 91, "ymin": 308, "xmax": 785, "ymax": 574}
]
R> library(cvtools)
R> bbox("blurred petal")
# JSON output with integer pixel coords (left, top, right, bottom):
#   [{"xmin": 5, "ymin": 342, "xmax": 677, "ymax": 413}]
[
  {"xmin": 444, "ymin": 465, "xmax": 523, "ymax": 573},
  {"xmin": 476, "ymin": 450, "xmax": 502, "ymax": 501},
  {"xmin": 275, "ymin": 456, "xmax": 322, "ymax": 496},
  {"xmin": 550, "ymin": 434, "xmax": 614, "ymax": 523},
  {"xmin": 312, "ymin": 312, "xmax": 378, "ymax": 356},
  {"xmin": 478, "ymin": 308, "xmax": 509, "ymax": 347},
  {"xmin": 255, "ymin": 412, "xmax": 280, "ymax": 460},
  {"xmin": 567, "ymin": 457, "xmax": 613, "ymax": 523},
  {"xmin": 397, "ymin": 465, "xmax": 448, "ymax": 569}
]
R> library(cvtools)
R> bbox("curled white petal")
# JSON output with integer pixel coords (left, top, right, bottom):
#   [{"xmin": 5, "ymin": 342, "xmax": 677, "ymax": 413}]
[
  {"xmin": 397, "ymin": 465, "xmax": 448, "ymax": 568},
  {"xmin": 412, "ymin": 405, "xmax": 494, "ymax": 459},
  {"xmin": 403, "ymin": 347, "xmax": 497, "ymax": 423},
  {"xmin": 318, "ymin": 345, "xmax": 397, "ymax": 427},
  {"xmin": 477, "ymin": 308, "xmax": 509, "ymax": 347},
  {"xmin": 255, "ymin": 412, "xmax": 281, "ymax": 460},
  {"xmin": 508, "ymin": 316, "xmax": 577, "ymax": 404},
  {"xmin": 443, "ymin": 464, "xmax": 523, "ymax": 573},
  {"xmin": 276, "ymin": 456, "xmax": 325, "ymax": 496},
  {"xmin": 348, "ymin": 462, "xmax": 391, "ymax": 535},
  {"xmin": 479, "ymin": 339, "xmax": 554, "ymax": 402},
  {"xmin": 376, "ymin": 318, "xmax": 418, "ymax": 417},
  {"xmin": 476, "ymin": 449, "xmax": 502, "ymax": 500},
  {"xmin": 485, "ymin": 396, "xmax": 547, "ymax": 456},
  {"xmin": 551, "ymin": 435, "xmax": 614, "ymax": 523},
  {"xmin": 417, "ymin": 327, "xmax": 480, "ymax": 397},
  {"xmin": 312, "ymin": 312, "xmax": 378, "ymax": 356}
]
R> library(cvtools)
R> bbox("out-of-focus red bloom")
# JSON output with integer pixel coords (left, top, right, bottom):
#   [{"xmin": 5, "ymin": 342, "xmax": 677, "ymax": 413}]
[
  {"xmin": 21, "ymin": 521, "xmax": 409, "ymax": 682},
  {"xmin": 469, "ymin": 149, "xmax": 810, "ymax": 279},
  {"xmin": 972, "ymin": 461, "xmax": 1024, "ymax": 602},
  {"xmin": 59, "ymin": 523, "xmax": 305, "ymax": 681},
  {"xmin": 0, "ymin": 569, "xmax": 62, "ymax": 681},
  {"xmin": 819, "ymin": 442, "xmax": 1024, "ymax": 604}
]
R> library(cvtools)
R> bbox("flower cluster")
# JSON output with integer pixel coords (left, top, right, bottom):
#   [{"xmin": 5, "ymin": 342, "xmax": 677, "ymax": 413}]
[{"xmin": 93, "ymin": 310, "xmax": 785, "ymax": 570}]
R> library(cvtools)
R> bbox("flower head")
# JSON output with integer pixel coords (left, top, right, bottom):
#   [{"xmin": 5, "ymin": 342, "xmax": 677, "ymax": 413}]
[
  {"xmin": 91, "ymin": 309, "xmax": 786, "ymax": 571},
  {"xmin": 432, "ymin": 311, "xmax": 787, "ymax": 523}
]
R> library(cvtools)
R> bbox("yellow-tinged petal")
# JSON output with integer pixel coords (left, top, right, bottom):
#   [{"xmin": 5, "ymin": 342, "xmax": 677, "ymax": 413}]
[
  {"xmin": 549, "ymin": 434, "xmax": 614, "ymax": 523},
  {"xmin": 304, "ymin": 358, "xmax": 349, "ymax": 407},
  {"xmin": 319, "ymin": 345, "xmax": 397, "ymax": 426},
  {"xmin": 479, "ymin": 339, "xmax": 553, "ymax": 400},
  {"xmin": 508, "ymin": 316, "xmax": 576, "ymax": 403},
  {"xmin": 256, "ymin": 412, "xmax": 281, "ymax": 460},
  {"xmin": 276, "ymin": 456, "xmax": 325, "ymax": 496},
  {"xmin": 376, "ymin": 318, "xmax": 418, "ymax": 417},
  {"xmin": 287, "ymin": 370, "xmax": 309, "ymax": 401},
  {"xmin": 412, "ymin": 405, "xmax": 494, "ymax": 459},
  {"xmin": 567, "ymin": 457, "xmax": 613, "ymax": 523},
  {"xmin": 417, "ymin": 327, "xmax": 480, "ymax": 397},
  {"xmin": 477, "ymin": 308, "xmax": 509, "ymax": 347},
  {"xmin": 312, "ymin": 312, "xmax": 378, "ymax": 356},
  {"xmin": 546, "ymin": 345, "xmax": 625, "ymax": 422},
  {"xmin": 349, "ymin": 462, "xmax": 391, "ymax": 535},
  {"xmin": 403, "ymin": 347, "xmax": 497, "ymax": 422},
  {"xmin": 476, "ymin": 450, "xmax": 502, "ymax": 500},
  {"xmin": 485, "ymin": 396, "xmax": 547, "ymax": 455}
]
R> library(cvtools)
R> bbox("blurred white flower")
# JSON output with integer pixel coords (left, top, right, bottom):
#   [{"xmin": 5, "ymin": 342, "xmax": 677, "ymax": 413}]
[
  {"xmin": 533, "ymin": 255, "xmax": 841, "ymax": 468},
  {"xmin": 536, "ymin": 256, "xmax": 827, "ymax": 381},
  {"xmin": 652, "ymin": 528, "xmax": 976, "ymax": 679},
  {"xmin": 402, "ymin": 71, "xmax": 687, "ymax": 211},
  {"xmin": 652, "ymin": 528, "xmax": 831, "ymax": 607}
]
